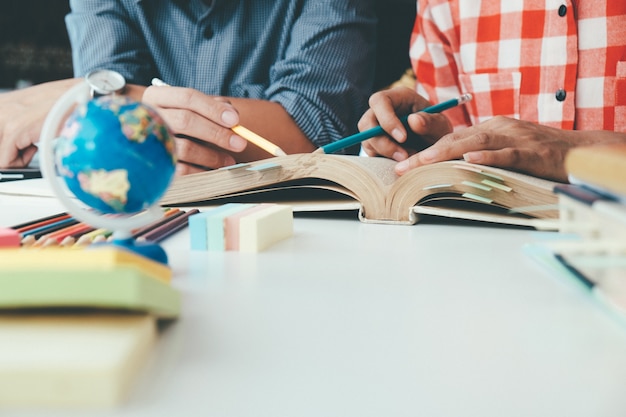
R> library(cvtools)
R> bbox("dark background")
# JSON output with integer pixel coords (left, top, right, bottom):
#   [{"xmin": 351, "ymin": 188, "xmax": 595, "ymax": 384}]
[
  {"xmin": 0, "ymin": 0, "xmax": 415, "ymax": 91},
  {"xmin": 0, "ymin": 1, "xmax": 73, "ymax": 89}
]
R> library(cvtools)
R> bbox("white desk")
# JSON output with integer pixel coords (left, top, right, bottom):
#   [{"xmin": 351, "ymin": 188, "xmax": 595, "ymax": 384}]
[{"xmin": 3, "ymin": 192, "xmax": 626, "ymax": 417}]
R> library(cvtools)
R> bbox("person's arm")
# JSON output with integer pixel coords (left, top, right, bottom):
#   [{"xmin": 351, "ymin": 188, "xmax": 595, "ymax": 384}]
[
  {"xmin": 359, "ymin": 0, "xmax": 626, "ymax": 183},
  {"xmin": 67, "ymin": 0, "xmax": 377, "ymax": 173},
  {"xmin": 397, "ymin": 117, "xmax": 626, "ymax": 182},
  {"xmin": 261, "ymin": 0, "xmax": 377, "ymax": 150},
  {"xmin": 359, "ymin": 86, "xmax": 626, "ymax": 182},
  {"xmin": 140, "ymin": 86, "xmax": 315, "ymax": 174},
  {"xmin": 0, "ymin": 79, "xmax": 82, "ymax": 168},
  {"xmin": 359, "ymin": 0, "xmax": 463, "ymax": 164}
]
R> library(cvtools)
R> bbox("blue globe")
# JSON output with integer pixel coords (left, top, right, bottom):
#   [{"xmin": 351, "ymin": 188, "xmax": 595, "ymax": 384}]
[{"xmin": 55, "ymin": 96, "xmax": 176, "ymax": 214}]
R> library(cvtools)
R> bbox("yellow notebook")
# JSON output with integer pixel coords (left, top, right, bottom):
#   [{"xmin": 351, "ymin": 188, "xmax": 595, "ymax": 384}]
[{"xmin": 0, "ymin": 313, "xmax": 156, "ymax": 407}]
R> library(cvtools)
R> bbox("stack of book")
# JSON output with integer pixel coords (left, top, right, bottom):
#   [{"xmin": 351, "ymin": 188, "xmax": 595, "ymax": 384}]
[
  {"xmin": 526, "ymin": 143, "xmax": 626, "ymax": 320},
  {"xmin": 0, "ymin": 246, "xmax": 181, "ymax": 408}
]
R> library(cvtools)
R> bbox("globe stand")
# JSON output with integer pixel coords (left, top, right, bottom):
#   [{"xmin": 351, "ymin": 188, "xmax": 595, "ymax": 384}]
[{"xmin": 39, "ymin": 81, "xmax": 174, "ymax": 266}]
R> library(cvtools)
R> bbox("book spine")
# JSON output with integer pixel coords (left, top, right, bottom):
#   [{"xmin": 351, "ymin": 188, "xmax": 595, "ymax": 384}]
[
  {"xmin": 555, "ymin": 183, "xmax": 626, "ymax": 240},
  {"xmin": 564, "ymin": 145, "xmax": 626, "ymax": 197}
]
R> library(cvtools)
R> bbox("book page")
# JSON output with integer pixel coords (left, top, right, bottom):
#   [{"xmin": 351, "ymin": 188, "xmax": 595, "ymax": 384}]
[
  {"xmin": 162, "ymin": 154, "xmax": 395, "ymax": 220},
  {"xmin": 387, "ymin": 160, "xmax": 559, "ymax": 223}
]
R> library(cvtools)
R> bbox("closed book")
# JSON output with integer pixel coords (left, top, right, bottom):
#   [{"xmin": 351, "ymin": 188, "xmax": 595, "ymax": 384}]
[{"xmin": 565, "ymin": 143, "xmax": 626, "ymax": 198}]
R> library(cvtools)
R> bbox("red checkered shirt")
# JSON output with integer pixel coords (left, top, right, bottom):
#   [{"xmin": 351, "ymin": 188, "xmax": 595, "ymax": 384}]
[{"xmin": 410, "ymin": 0, "xmax": 626, "ymax": 132}]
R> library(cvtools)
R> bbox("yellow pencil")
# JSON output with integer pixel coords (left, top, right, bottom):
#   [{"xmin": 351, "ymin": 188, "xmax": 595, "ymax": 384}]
[
  {"xmin": 151, "ymin": 78, "xmax": 286, "ymax": 157},
  {"xmin": 230, "ymin": 125, "xmax": 286, "ymax": 157}
]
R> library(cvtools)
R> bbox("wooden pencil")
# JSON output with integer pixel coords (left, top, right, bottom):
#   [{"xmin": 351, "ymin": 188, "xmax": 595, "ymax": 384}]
[
  {"xmin": 14, "ymin": 213, "xmax": 71, "ymax": 233},
  {"xmin": 147, "ymin": 219, "xmax": 190, "ymax": 243},
  {"xmin": 138, "ymin": 209, "xmax": 200, "ymax": 242},
  {"xmin": 20, "ymin": 218, "xmax": 80, "ymax": 246},
  {"xmin": 73, "ymin": 228, "xmax": 111, "ymax": 247},
  {"xmin": 132, "ymin": 208, "xmax": 183, "ymax": 239},
  {"xmin": 34, "ymin": 222, "xmax": 95, "ymax": 247}
]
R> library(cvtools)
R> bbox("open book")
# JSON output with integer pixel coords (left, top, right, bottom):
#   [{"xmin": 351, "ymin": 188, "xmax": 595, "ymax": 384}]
[{"xmin": 161, "ymin": 153, "xmax": 560, "ymax": 228}]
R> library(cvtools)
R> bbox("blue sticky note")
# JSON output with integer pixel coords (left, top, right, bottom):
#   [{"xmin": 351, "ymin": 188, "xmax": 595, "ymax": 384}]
[{"xmin": 188, "ymin": 211, "xmax": 213, "ymax": 250}]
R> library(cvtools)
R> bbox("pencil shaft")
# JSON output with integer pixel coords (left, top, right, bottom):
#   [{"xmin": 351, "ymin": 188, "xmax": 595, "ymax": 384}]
[
  {"xmin": 132, "ymin": 209, "xmax": 183, "ymax": 238},
  {"xmin": 139, "ymin": 209, "xmax": 200, "ymax": 242},
  {"xmin": 231, "ymin": 125, "xmax": 286, "ymax": 157},
  {"xmin": 38, "ymin": 222, "xmax": 94, "ymax": 246},
  {"xmin": 13, "ymin": 213, "xmax": 70, "ymax": 233},
  {"xmin": 33, "ymin": 220, "xmax": 89, "ymax": 247},
  {"xmin": 149, "ymin": 219, "xmax": 190, "ymax": 243},
  {"xmin": 21, "ymin": 218, "xmax": 79, "ymax": 239},
  {"xmin": 319, "ymin": 94, "xmax": 473, "ymax": 154}
]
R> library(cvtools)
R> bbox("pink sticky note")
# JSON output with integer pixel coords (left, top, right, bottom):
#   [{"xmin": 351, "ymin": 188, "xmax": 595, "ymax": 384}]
[{"xmin": 224, "ymin": 204, "xmax": 273, "ymax": 251}]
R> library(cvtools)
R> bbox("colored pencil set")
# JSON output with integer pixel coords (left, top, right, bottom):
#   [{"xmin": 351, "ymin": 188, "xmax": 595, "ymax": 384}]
[{"xmin": 0, "ymin": 208, "xmax": 199, "ymax": 249}]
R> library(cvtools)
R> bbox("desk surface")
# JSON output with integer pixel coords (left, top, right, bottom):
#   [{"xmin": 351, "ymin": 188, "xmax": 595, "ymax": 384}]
[{"xmin": 3, "ymin": 192, "xmax": 626, "ymax": 417}]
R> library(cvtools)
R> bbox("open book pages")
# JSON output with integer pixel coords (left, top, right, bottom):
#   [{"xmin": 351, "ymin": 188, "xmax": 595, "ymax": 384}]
[{"xmin": 161, "ymin": 153, "xmax": 560, "ymax": 228}]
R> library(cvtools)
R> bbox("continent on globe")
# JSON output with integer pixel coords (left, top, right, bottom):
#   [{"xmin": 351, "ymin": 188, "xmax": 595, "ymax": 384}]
[{"xmin": 77, "ymin": 169, "xmax": 130, "ymax": 213}]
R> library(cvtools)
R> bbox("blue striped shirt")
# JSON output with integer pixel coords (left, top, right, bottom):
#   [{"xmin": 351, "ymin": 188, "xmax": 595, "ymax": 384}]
[{"xmin": 66, "ymin": 0, "xmax": 377, "ymax": 148}]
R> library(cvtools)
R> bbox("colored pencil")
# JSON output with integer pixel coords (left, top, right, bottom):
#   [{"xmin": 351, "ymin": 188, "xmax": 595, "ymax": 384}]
[
  {"xmin": 13, "ymin": 212, "xmax": 70, "ymax": 233},
  {"xmin": 137, "ymin": 209, "xmax": 200, "ymax": 242},
  {"xmin": 131, "ymin": 208, "xmax": 183, "ymax": 239},
  {"xmin": 73, "ymin": 228, "xmax": 111, "ymax": 247},
  {"xmin": 34, "ymin": 222, "xmax": 95, "ymax": 247},
  {"xmin": 59, "ymin": 224, "xmax": 97, "ymax": 247},
  {"xmin": 20, "ymin": 218, "xmax": 80, "ymax": 246}
]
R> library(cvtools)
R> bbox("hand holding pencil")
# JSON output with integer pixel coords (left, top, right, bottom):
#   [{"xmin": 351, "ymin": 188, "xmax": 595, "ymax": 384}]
[
  {"xmin": 149, "ymin": 79, "xmax": 285, "ymax": 172},
  {"xmin": 328, "ymin": 87, "xmax": 472, "ymax": 176},
  {"xmin": 317, "ymin": 92, "xmax": 472, "ymax": 155}
]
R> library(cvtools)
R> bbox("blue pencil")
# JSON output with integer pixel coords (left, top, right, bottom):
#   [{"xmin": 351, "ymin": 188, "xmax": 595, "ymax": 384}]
[{"xmin": 317, "ymin": 93, "xmax": 473, "ymax": 155}]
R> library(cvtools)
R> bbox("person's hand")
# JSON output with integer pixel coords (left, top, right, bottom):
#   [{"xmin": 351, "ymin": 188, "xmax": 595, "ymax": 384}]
[
  {"xmin": 0, "ymin": 79, "xmax": 80, "ymax": 168},
  {"xmin": 395, "ymin": 116, "xmax": 597, "ymax": 182},
  {"xmin": 358, "ymin": 86, "xmax": 453, "ymax": 161},
  {"xmin": 142, "ymin": 85, "xmax": 249, "ymax": 174}
]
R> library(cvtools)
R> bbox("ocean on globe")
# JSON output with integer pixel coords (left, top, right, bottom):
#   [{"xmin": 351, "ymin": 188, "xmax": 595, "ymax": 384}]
[{"xmin": 55, "ymin": 95, "xmax": 176, "ymax": 214}]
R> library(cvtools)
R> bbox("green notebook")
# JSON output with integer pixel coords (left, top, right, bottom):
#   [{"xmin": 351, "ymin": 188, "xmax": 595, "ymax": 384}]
[{"xmin": 0, "ymin": 247, "xmax": 180, "ymax": 318}]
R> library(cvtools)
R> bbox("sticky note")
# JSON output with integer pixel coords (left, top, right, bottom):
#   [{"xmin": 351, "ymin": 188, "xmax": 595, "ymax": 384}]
[
  {"xmin": 224, "ymin": 204, "xmax": 273, "ymax": 251},
  {"xmin": 239, "ymin": 204, "xmax": 293, "ymax": 252},
  {"xmin": 189, "ymin": 211, "xmax": 214, "ymax": 251},
  {"xmin": 206, "ymin": 203, "xmax": 254, "ymax": 251}
]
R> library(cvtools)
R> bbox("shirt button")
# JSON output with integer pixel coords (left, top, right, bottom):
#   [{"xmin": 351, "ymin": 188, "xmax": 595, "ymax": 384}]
[
  {"xmin": 558, "ymin": 5, "xmax": 567, "ymax": 17},
  {"xmin": 203, "ymin": 25, "xmax": 214, "ymax": 38},
  {"xmin": 556, "ymin": 89, "xmax": 567, "ymax": 101}
]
